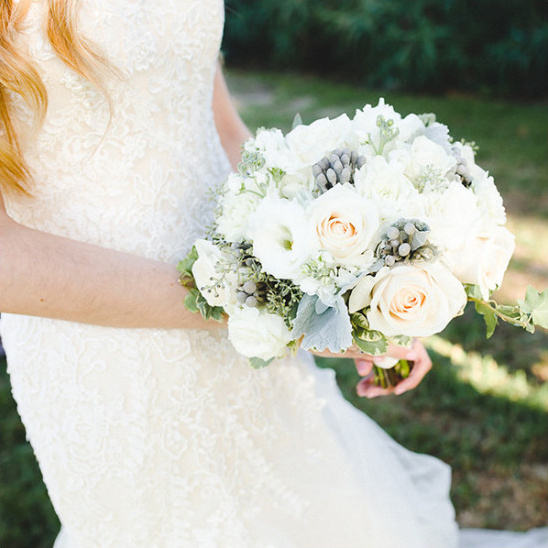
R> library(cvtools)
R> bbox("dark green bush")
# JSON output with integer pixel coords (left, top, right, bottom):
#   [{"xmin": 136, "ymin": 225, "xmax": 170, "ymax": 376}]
[{"xmin": 223, "ymin": 0, "xmax": 548, "ymax": 99}]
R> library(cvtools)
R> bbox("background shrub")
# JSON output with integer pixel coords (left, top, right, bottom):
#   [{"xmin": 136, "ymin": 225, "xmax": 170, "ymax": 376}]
[{"xmin": 223, "ymin": 0, "xmax": 548, "ymax": 99}]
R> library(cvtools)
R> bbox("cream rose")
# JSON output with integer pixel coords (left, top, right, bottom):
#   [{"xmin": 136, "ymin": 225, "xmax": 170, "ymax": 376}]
[
  {"xmin": 446, "ymin": 226, "xmax": 515, "ymax": 299},
  {"xmin": 349, "ymin": 263, "xmax": 466, "ymax": 337},
  {"xmin": 307, "ymin": 184, "xmax": 379, "ymax": 265},
  {"xmin": 227, "ymin": 307, "xmax": 292, "ymax": 361},
  {"xmin": 192, "ymin": 240, "xmax": 235, "ymax": 308}
]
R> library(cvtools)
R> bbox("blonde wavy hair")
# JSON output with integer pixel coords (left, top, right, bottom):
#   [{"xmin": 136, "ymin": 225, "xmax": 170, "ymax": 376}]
[{"xmin": 0, "ymin": 0, "xmax": 112, "ymax": 195}]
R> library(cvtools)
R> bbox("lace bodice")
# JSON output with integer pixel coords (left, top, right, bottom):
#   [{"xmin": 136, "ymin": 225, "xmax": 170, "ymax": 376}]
[{"xmin": 8, "ymin": 0, "xmax": 231, "ymax": 263}]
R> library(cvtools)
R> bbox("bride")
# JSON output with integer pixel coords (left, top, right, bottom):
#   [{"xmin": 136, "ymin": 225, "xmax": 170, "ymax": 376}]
[{"xmin": 0, "ymin": 1, "xmax": 544, "ymax": 547}]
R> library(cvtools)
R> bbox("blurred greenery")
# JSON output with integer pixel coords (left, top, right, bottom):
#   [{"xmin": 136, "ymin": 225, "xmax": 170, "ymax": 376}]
[
  {"xmin": 1, "ymin": 71, "xmax": 547, "ymax": 547},
  {"xmin": 224, "ymin": 0, "xmax": 548, "ymax": 99}
]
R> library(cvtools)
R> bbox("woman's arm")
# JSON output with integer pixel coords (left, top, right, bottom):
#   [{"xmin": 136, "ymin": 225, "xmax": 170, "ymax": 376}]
[
  {"xmin": 0, "ymin": 195, "xmax": 221, "ymax": 329},
  {"xmin": 212, "ymin": 63, "xmax": 252, "ymax": 169},
  {"xmin": 0, "ymin": 64, "xmax": 252, "ymax": 328}
]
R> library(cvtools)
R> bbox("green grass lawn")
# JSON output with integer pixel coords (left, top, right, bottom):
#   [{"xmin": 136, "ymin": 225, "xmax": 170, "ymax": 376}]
[{"xmin": 1, "ymin": 70, "xmax": 547, "ymax": 547}]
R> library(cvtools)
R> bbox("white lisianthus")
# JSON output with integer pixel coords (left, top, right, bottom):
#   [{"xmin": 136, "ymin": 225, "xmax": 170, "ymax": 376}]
[
  {"xmin": 192, "ymin": 240, "xmax": 235, "ymax": 308},
  {"xmin": 307, "ymin": 184, "xmax": 379, "ymax": 265},
  {"xmin": 405, "ymin": 135, "xmax": 457, "ymax": 183},
  {"xmin": 227, "ymin": 307, "xmax": 292, "ymax": 360},
  {"xmin": 349, "ymin": 263, "xmax": 467, "ymax": 337},
  {"xmin": 285, "ymin": 113, "xmax": 352, "ymax": 165},
  {"xmin": 353, "ymin": 156, "xmax": 419, "ymax": 222},
  {"xmin": 249, "ymin": 197, "xmax": 316, "ymax": 279},
  {"xmin": 446, "ymin": 226, "xmax": 515, "ymax": 299}
]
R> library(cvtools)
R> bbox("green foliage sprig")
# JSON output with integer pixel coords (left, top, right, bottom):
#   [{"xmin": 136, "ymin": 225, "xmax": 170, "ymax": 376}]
[
  {"xmin": 176, "ymin": 246, "xmax": 225, "ymax": 322},
  {"xmin": 466, "ymin": 285, "xmax": 548, "ymax": 338}
]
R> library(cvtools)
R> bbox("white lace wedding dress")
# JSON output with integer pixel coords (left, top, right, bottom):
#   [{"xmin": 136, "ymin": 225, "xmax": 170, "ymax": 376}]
[{"xmin": 1, "ymin": 2, "xmax": 544, "ymax": 548}]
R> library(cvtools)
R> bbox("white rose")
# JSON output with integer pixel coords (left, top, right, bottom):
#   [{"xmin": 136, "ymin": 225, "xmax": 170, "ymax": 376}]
[
  {"xmin": 249, "ymin": 197, "xmax": 316, "ymax": 279},
  {"xmin": 192, "ymin": 240, "xmax": 235, "ymax": 308},
  {"xmin": 349, "ymin": 263, "xmax": 467, "ymax": 337},
  {"xmin": 419, "ymin": 181, "xmax": 482, "ymax": 252},
  {"xmin": 307, "ymin": 184, "xmax": 379, "ymax": 265},
  {"xmin": 285, "ymin": 113, "xmax": 352, "ymax": 165},
  {"xmin": 405, "ymin": 135, "xmax": 457, "ymax": 181},
  {"xmin": 446, "ymin": 226, "xmax": 515, "ymax": 299},
  {"xmin": 227, "ymin": 307, "xmax": 292, "ymax": 360},
  {"xmin": 353, "ymin": 156, "xmax": 419, "ymax": 222}
]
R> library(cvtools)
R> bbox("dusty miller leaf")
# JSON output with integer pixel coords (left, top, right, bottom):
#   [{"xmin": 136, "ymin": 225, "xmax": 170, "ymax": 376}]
[{"xmin": 291, "ymin": 294, "xmax": 353, "ymax": 353}]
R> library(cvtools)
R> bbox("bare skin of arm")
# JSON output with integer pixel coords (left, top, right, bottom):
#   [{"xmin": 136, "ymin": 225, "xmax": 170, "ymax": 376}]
[{"xmin": 0, "ymin": 65, "xmax": 249, "ymax": 329}]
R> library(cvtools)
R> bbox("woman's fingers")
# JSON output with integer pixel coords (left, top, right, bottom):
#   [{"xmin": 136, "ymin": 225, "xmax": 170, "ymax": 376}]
[
  {"xmin": 393, "ymin": 344, "xmax": 432, "ymax": 395},
  {"xmin": 355, "ymin": 358, "xmax": 374, "ymax": 377}
]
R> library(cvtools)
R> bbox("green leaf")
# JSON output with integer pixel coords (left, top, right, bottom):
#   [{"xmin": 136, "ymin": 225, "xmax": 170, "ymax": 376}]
[
  {"xmin": 184, "ymin": 288, "xmax": 224, "ymax": 322},
  {"xmin": 354, "ymin": 336, "xmax": 388, "ymax": 355},
  {"xmin": 177, "ymin": 245, "xmax": 199, "ymax": 276},
  {"xmin": 475, "ymin": 300, "xmax": 498, "ymax": 338},
  {"xmin": 249, "ymin": 357, "xmax": 274, "ymax": 369},
  {"xmin": 184, "ymin": 290, "xmax": 200, "ymax": 313},
  {"xmin": 465, "ymin": 284, "xmax": 483, "ymax": 300},
  {"xmin": 387, "ymin": 335, "xmax": 414, "ymax": 348},
  {"xmin": 350, "ymin": 312, "xmax": 369, "ymax": 330},
  {"xmin": 519, "ymin": 286, "xmax": 548, "ymax": 329}
]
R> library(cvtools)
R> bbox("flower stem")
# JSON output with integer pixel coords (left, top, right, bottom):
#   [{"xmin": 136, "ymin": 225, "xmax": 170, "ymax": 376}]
[{"xmin": 373, "ymin": 360, "xmax": 412, "ymax": 389}]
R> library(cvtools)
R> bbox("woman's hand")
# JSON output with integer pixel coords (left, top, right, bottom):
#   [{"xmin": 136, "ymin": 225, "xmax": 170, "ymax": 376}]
[
  {"xmin": 310, "ymin": 339, "xmax": 432, "ymax": 399},
  {"xmin": 354, "ymin": 339, "xmax": 432, "ymax": 398}
]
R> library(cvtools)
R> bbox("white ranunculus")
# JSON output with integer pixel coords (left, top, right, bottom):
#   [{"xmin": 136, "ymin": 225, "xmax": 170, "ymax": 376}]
[
  {"xmin": 446, "ymin": 226, "xmax": 515, "ymax": 299},
  {"xmin": 192, "ymin": 240, "xmax": 235, "ymax": 308},
  {"xmin": 405, "ymin": 135, "xmax": 457, "ymax": 181},
  {"xmin": 249, "ymin": 197, "xmax": 316, "ymax": 279},
  {"xmin": 227, "ymin": 307, "xmax": 292, "ymax": 360},
  {"xmin": 350, "ymin": 263, "xmax": 467, "ymax": 337},
  {"xmin": 285, "ymin": 113, "xmax": 352, "ymax": 165},
  {"xmin": 353, "ymin": 156, "xmax": 419, "ymax": 222},
  {"xmin": 278, "ymin": 169, "xmax": 316, "ymax": 202},
  {"xmin": 251, "ymin": 128, "xmax": 300, "ymax": 173},
  {"xmin": 471, "ymin": 175, "xmax": 507, "ymax": 226},
  {"xmin": 307, "ymin": 184, "xmax": 379, "ymax": 265},
  {"xmin": 217, "ymin": 190, "xmax": 262, "ymax": 242},
  {"xmin": 396, "ymin": 113, "xmax": 425, "ymax": 143}
]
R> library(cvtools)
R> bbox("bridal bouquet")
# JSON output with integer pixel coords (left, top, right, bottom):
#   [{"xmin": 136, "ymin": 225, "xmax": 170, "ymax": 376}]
[{"xmin": 178, "ymin": 99, "xmax": 547, "ymax": 384}]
